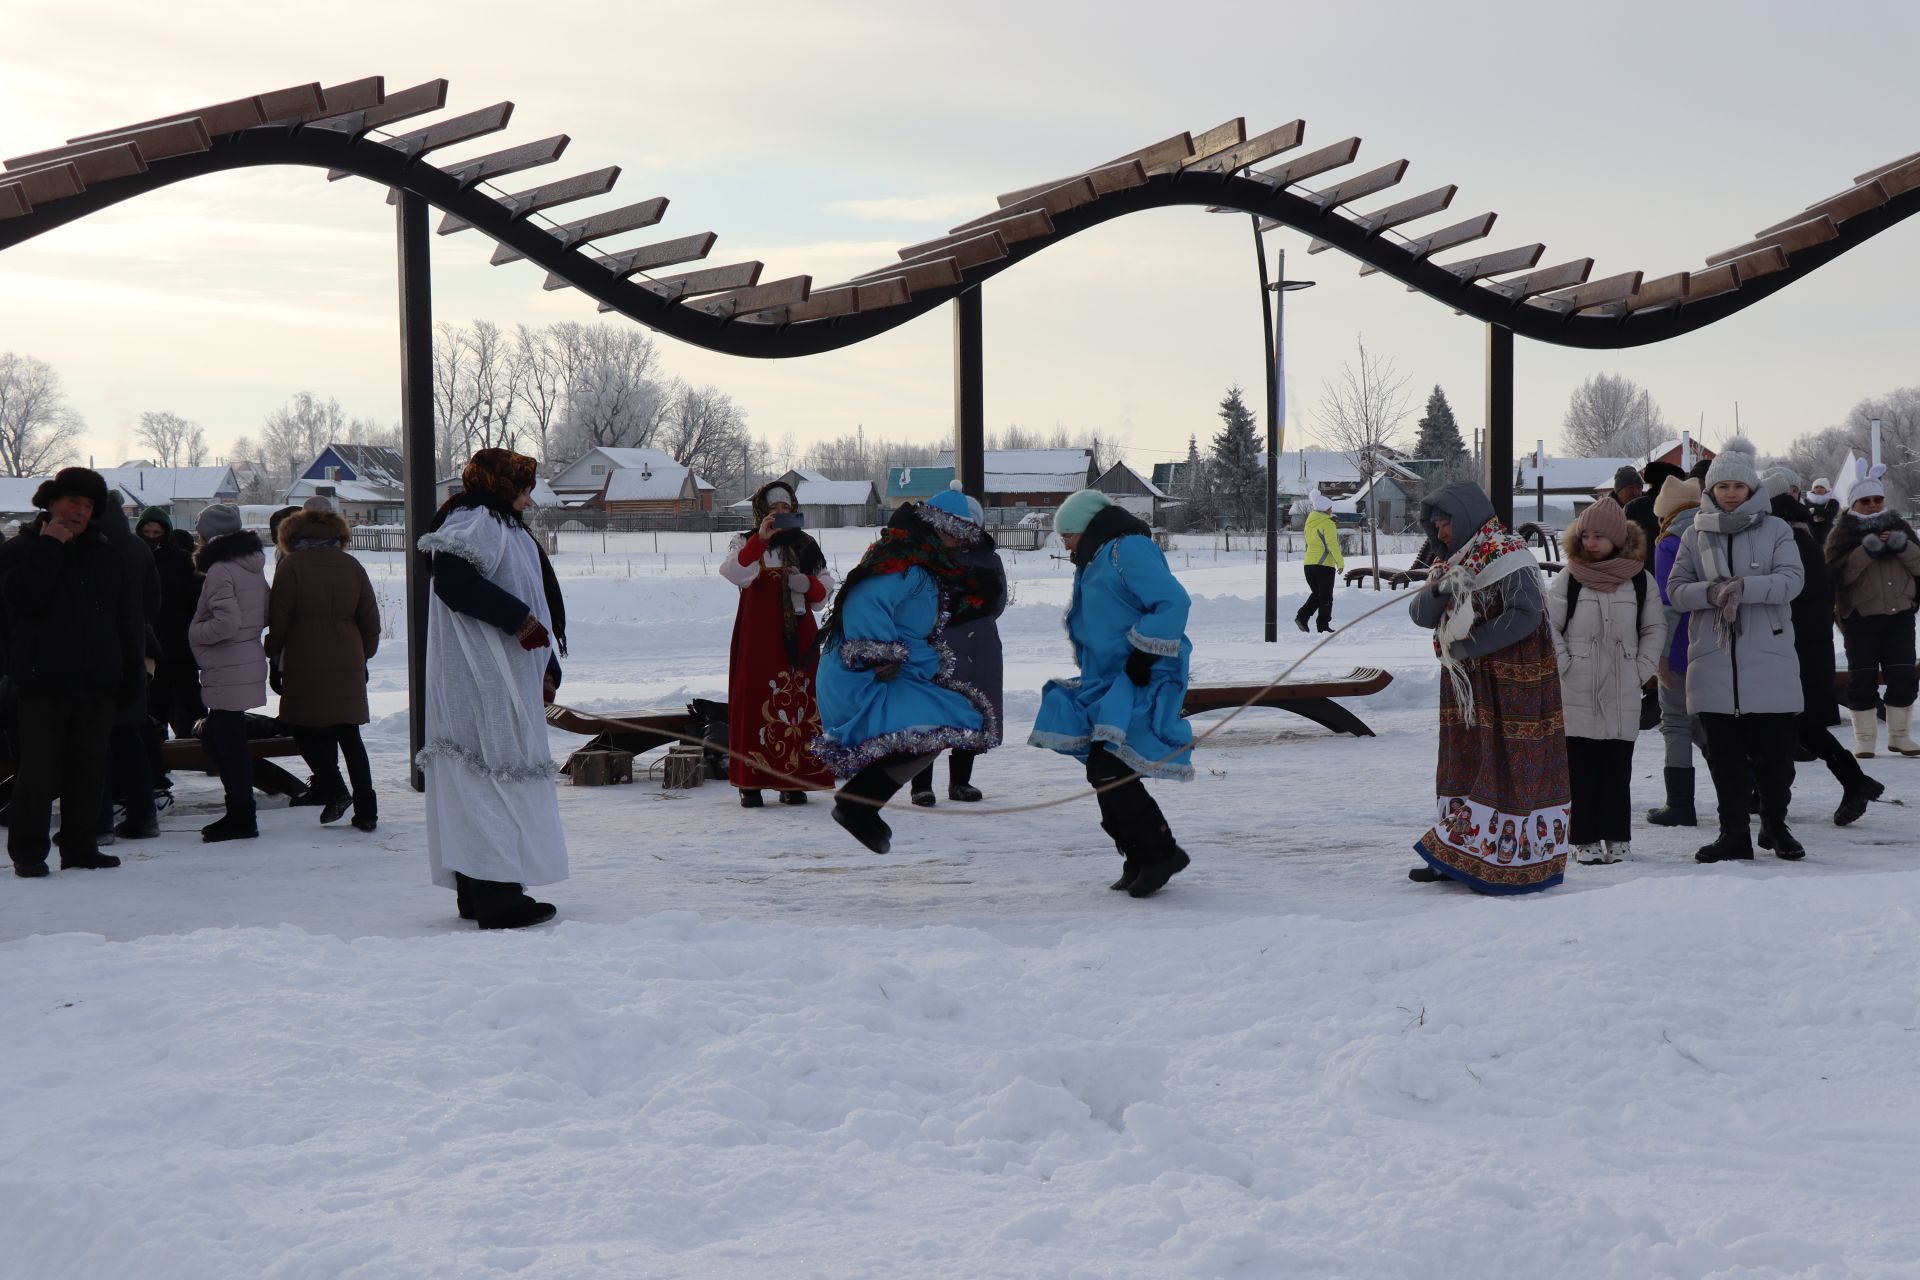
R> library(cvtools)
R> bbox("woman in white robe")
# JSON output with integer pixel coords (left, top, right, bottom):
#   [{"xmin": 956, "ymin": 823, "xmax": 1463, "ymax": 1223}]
[{"xmin": 416, "ymin": 449, "xmax": 568, "ymax": 929}]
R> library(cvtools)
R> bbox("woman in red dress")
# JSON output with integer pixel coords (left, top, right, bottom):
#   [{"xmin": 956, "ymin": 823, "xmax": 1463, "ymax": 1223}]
[{"xmin": 718, "ymin": 480, "xmax": 837, "ymax": 806}]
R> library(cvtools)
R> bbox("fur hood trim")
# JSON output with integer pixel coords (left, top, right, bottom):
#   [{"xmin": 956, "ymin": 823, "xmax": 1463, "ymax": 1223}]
[
  {"xmin": 195, "ymin": 529, "xmax": 264, "ymax": 572},
  {"xmin": 276, "ymin": 509, "xmax": 352, "ymax": 553},
  {"xmin": 1561, "ymin": 521, "xmax": 1649, "ymax": 566}
]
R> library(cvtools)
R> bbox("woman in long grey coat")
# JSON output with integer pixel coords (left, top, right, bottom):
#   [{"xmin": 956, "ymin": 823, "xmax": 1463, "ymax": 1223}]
[
  {"xmin": 911, "ymin": 487, "xmax": 1007, "ymax": 804},
  {"xmin": 1666, "ymin": 439, "xmax": 1806, "ymax": 863}
]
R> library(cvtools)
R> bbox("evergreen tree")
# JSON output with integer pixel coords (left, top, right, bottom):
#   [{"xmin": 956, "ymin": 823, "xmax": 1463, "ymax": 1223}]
[
  {"xmin": 1178, "ymin": 432, "xmax": 1214, "ymax": 530},
  {"xmin": 1412, "ymin": 385, "xmax": 1466, "ymax": 462},
  {"xmin": 1210, "ymin": 385, "xmax": 1264, "ymax": 530}
]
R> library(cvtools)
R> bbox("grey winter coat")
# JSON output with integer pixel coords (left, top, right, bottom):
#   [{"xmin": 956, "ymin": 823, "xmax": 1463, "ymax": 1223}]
[
  {"xmin": 1546, "ymin": 530, "xmax": 1667, "ymax": 741},
  {"xmin": 190, "ymin": 531, "xmax": 270, "ymax": 712},
  {"xmin": 945, "ymin": 537, "xmax": 1007, "ymax": 728},
  {"xmin": 1407, "ymin": 482, "xmax": 1546, "ymax": 657},
  {"xmin": 1666, "ymin": 489, "xmax": 1804, "ymax": 716}
]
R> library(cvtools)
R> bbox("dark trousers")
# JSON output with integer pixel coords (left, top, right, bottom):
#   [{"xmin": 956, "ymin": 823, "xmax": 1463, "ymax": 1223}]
[
  {"xmin": 910, "ymin": 748, "xmax": 975, "ymax": 794},
  {"xmin": 1566, "ymin": 736, "xmax": 1635, "ymax": 844},
  {"xmin": 1799, "ymin": 722, "xmax": 1868, "ymax": 794},
  {"xmin": 199, "ymin": 709, "xmax": 255, "ymax": 810},
  {"xmin": 1296, "ymin": 563, "xmax": 1337, "ymax": 630},
  {"xmin": 151, "ymin": 662, "xmax": 205, "ymax": 740},
  {"xmin": 1086, "ymin": 742, "xmax": 1176, "ymax": 856},
  {"xmin": 1699, "ymin": 712, "xmax": 1797, "ymax": 837},
  {"xmin": 1840, "ymin": 611, "xmax": 1918, "ymax": 709},
  {"xmin": 293, "ymin": 724, "xmax": 376, "ymax": 816},
  {"xmin": 99, "ymin": 723, "xmax": 156, "ymax": 833},
  {"xmin": 845, "ymin": 752, "xmax": 939, "ymax": 807},
  {"xmin": 8, "ymin": 692, "xmax": 113, "ymax": 868}
]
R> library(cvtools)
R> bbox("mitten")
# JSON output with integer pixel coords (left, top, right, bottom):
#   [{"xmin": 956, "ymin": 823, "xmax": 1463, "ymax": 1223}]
[
  {"xmin": 786, "ymin": 571, "xmax": 813, "ymax": 594},
  {"xmin": 1125, "ymin": 648, "xmax": 1156, "ymax": 687},
  {"xmin": 268, "ymin": 657, "xmax": 284, "ymax": 695},
  {"xmin": 1887, "ymin": 530, "xmax": 1909, "ymax": 554},
  {"xmin": 515, "ymin": 615, "xmax": 551, "ymax": 651},
  {"xmin": 1863, "ymin": 533, "xmax": 1888, "ymax": 557},
  {"xmin": 1708, "ymin": 577, "xmax": 1745, "ymax": 619}
]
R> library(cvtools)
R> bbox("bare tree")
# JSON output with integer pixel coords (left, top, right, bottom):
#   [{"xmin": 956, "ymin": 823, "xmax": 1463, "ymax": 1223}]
[
  {"xmin": 661, "ymin": 383, "xmax": 750, "ymax": 490},
  {"xmin": 433, "ymin": 319, "xmax": 525, "ymax": 473},
  {"xmin": 134, "ymin": 410, "xmax": 209, "ymax": 468},
  {"xmin": 1562, "ymin": 372, "xmax": 1672, "ymax": 458},
  {"xmin": 1317, "ymin": 336, "xmax": 1414, "ymax": 588},
  {"xmin": 261, "ymin": 391, "xmax": 348, "ymax": 486},
  {"xmin": 0, "ymin": 352, "xmax": 85, "ymax": 476},
  {"xmin": 515, "ymin": 322, "xmax": 567, "ymax": 465},
  {"xmin": 550, "ymin": 322, "xmax": 670, "ymax": 461},
  {"xmin": 224, "ymin": 434, "xmax": 279, "ymax": 503}
]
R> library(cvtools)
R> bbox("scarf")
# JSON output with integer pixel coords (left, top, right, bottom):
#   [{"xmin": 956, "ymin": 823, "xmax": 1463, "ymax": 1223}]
[
  {"xmin": 815, "ymin": 506, "xmax": 986, "ymax": 653},
  {"xmin": 1691, "ymin": 503, "xmax": 1766, "ymax": 581},
  {"xmin": 1566, "ymin": 550, "xmax": 1643, "ymax": 593},
  {"xmin": 1431, "ymin": 517, "xmax": 1536, "ymax": 726}
]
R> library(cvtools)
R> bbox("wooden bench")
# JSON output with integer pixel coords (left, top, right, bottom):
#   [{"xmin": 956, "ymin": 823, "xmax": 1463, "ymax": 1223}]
[
  {"xmin": 1343, "ymin": 565, "xmax": 1423, "ymax": 590},
  {"xmin": 1182, "ymin": 667, "xmax": 1394, "ymax": 738},
  {"xmin": 545, "ymin": 705, "xmax": 701, "ymax": 756}
]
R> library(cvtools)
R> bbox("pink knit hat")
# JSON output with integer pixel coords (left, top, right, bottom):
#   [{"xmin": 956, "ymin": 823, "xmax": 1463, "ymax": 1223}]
[{"xmin": 1578, "ymin": 496, "xmax": 1629, "ymax": 545}]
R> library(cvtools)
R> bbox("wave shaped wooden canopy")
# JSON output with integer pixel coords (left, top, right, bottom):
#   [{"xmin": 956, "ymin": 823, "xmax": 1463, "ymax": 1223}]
[{"xmin": 5, "ymin": 77, "xmax": 1916, "ymax": 356}]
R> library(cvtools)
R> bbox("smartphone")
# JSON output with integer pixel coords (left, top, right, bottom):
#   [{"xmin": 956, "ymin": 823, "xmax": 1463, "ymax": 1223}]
[{"xmin": 771, "ymin": 512, "xmax": 806, "ymax": 531}]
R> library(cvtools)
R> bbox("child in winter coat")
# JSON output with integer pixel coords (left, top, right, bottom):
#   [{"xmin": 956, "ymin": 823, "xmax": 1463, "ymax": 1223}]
[
  {"xmin": 1666, "ymin": 438, "xmax": 1807, "ymax": 862},
  {"xmin": 1547, "ymin": 498, "xmax": 1666, "ymax": 864},
  {"xmin": 1825, "ymin": 459, "xmax": 1920, "ymax": 758},
  {"xmin": 188, "ymin": 503, "xmax": 269, "ymax": 842},
  {"xmin": 1648, "ymin": 475, "xmax": 1708, "ymax": 826},
  {"xmin": 1030, "ymin": 489, "xmax": 1195, "ymax": 898}
]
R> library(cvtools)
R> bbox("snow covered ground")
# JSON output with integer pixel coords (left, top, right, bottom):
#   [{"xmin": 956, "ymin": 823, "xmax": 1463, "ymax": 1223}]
[{"xmin": 4, "ymin": 531, "xmax": 1918, "ymax": 1279}]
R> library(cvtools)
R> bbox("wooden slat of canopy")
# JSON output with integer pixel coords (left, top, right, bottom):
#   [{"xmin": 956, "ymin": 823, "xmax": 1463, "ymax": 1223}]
[
  {"xmin": 306, "ymin": 78, "xmax": 386, "ymax": 121},
  {"xmin": 1483, "ymin": 257, "xmax": 1592, "ymax": 301},
  {"xmin": 1180, "ymin": 120, "xmax": 1304, "ymax": 174},
  {"xmin": 490, "ymin": 197, "xmax": 667, "ymax": 264},
  {"xmin": 835, "ymin": 257, "xmax": 964, "ymax": 293},
  {"xmin": 852, "ymin": 230, "xmax": 1005, "ymax": 280},
  {"xmin": 543, "ymin": 231, "xmax": 716, "ymax": 289},
  {"xmin": 950, "ymin": 176, "xmax": 1094, "ymax": 233},
  {"xmin": 1754, "ymin": 180, "xmax": 1887, "ymax": 238},
  {"xmin": 1257, "ymin": 136, "xmax": 1361, "ymax": 187},
  {"xmin": 330, "ymin": 101, "xmax": 515, "ymax": 180},
  {"xmin": 440, "ymin": 134, "xmax": 569, "ymax": 189},
  {"xmin": 1438, "ymin": 242, "xmax": 1544, "ymax": 282},
  {"xmin": 1875, "ymin": 155, "xmax": 1920, "ymax": 198},
  {"xmin": 257, "ymin": 84, "xmax": 327, "ymax": 123},
  {"xmin": 68, "ymin": 93, "xmax": 265, "ymax": 142},
  {"xmin": 1309, "ymin": 159, "xmax": 1408, "ymax": 209},
  {"xmin": 3, "ymin": 141, "xmax": 145, "ymax": 185},
  {"xmin": 1623, "ymin": 271, "xmax": 1692, "ymax": 313},
  {"xmin": 688, "ymin": 274, "xmax": 809, "ymax": 318},
  {"xmin": 0, "ymin": 163, "xmax": 82, "ymax": 204},
  {"xmin": 307, "ymin": 79, "xmax": 448, "ymax": 137},
  {"xmin": 0, "ymin": 184, "xmax": 28, "ymax": 218},
  {"xmin": 898, "ymin": 209, "xmax": 1051, "ymax": 261},
  {"xmin": 1855, "ymin": 149, "xmax": 1920, "ymax": 185},
  {"xmin": 1310, "ymin": 183, "xmax": 1455, "ymax": 252},
  {"xmin": 1359, "ymin": 212, "xmax": 1496, "ymax": 275},
  {"xmin": 6, "ymin": 117, "xmax": 210, "ymax": 172},
  {"xmin": 758, "ymin": 277, "xmax": 912, "ymax": 324},
  {"xmin": 1100, "ymin": 131, "xmax": 1195, "ymax": 175},
  {"xmin": 440, "ymin": 165, "xmax": 618, "ymax": 233},
  {"xmin": 1178, "ymin": 119, "xmax": 1247, "ymax": 171},
  {"xmin": 1703, "ymin": 215, "xmax": 1837, "ymax": 266},
  {"xmin": 995, "ymin": 158, "xmax": 1147, "ymax": 208},
  {"xmin": 631, "ymin": 261, "xmax": 764, "ymax": 302},
  {"xmin": 1674, "ymin": 262, "xmax": 1739, "ymax": 304},
  {"xmin": 1529, "ymin": 269, "xmax": 1643, "ymax": 313},
  {"xmin": 1726, "ymin": 244, "xmax": 1789, "ymax": 282}
]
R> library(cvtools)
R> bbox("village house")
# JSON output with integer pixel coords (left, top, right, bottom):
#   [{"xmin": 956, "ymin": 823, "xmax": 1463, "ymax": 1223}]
[
  {"xmin": 1092, "ymin": 460, "xmax": 1168, "ymax": 524},
  {"xmin": 100, "ymin": 463, "xmax": 242, "ymax": 527},
  {"xmin": 547, "ymin": 446, "xmax": 716, "ymax": 511},
  {"xmin": 728, "ymin": 468, "xmax": 879, "ymax": 528},
  {"xmin": 284, "ymin": 443, "xmax": 408, "ymax": 525}
]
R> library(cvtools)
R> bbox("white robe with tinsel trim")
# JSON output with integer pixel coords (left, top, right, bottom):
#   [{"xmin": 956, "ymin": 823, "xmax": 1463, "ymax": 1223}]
[{"xmin": 416, "ymin": 507, "xmax": 568, "ymax": 889}]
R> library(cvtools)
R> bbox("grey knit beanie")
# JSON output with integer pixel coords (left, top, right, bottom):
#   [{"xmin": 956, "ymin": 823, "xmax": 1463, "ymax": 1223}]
[
  {"xmin": 1703, "ymin": 436, "xmax": 1760, "ymax": 494},
  {"xmin": 196, "ymin": 503, "xmax": 243, "ymax": 540},
  {"xmin": 1761, "ymin": 465, "xmax": 1802, "ymax": 499}
]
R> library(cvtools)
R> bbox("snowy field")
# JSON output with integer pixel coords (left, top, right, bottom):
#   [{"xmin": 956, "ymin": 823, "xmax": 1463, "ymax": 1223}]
[{"xmin": 4, "ymin": 530, "xmax": 1918, "ymax": 1279}]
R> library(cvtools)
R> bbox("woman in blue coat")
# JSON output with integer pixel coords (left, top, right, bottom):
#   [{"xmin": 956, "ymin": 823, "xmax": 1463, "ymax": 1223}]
[
  {"xmin": 1030, "ymin": 490, "xmax": 1194, "ymax": 898},
  {"xmin": 911, "ymin": 484, "xmax": 1007, "ymax": 805},
  {"xmin": 813, "ymin": 494, "xmax": 1000, "ymax": 854}
]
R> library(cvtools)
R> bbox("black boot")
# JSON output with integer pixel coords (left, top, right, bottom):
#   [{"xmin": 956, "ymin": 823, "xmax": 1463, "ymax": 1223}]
[
  {"xmin": 352, "ymin": 791, "xmax": 378, "ymax": 833},
  {"xmin": 320, "ymin": 795, "xmax": 351, "ymax": 824},
  {"xmin": 1758, "ymin": 819, "xmax": 1806, "ymax": 860},
  {"xmin": 60, "ymin": 848, "xmax": 121, "ymax": 870},
  {"xmin": 738, "ymin": 788, "xmax": 764, "ymax": 808},
  {"xmin": 1646, "ymin": 767, "xmax": 1697, "ymax": 826},
  {"xmin": 1123, "ymin": 825, "xmax": 1191, "ymax": 899},
  {"xmin": 202, "ymin": 796, "xmax": 258, "ymax": 843},
  {"xmin": 833, "ymin": 763, "xmax": 906, "ymax": 855},
  {"xmin": 1108, "ymin": 857, "xmax": 1139, "ymax": 891},
  {"xmin": 477, "ymin": 899, "xmax": 558, "ymax": 930},
  {"xmin": 947, "ymin": 751, "xmax": 983, "ymax": 802},
  {"xmin": 1408, "ymin": 866, "xmax": 1448, "ymax": 883},
  {"xmin": 1694, "ymin": 829, "xmax": 1754, "ymax": 863},
  {"xmin": 909, "ymin": 761, "xmax": 936, "ymax": 807},
  {"xmin": 777, "ymin": 790, "xmax": 810, "ymax": 806},
  {"xmin": 1834, "ymin": 776, "xmax": 1883, "ymax": 827}
]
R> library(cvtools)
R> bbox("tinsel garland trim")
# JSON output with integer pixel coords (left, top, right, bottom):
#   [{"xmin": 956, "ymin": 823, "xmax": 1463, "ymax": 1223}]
[
  {"xmin": 913, "ymin": 500, "xmax": 984, "ymax": 547},
  {"xmin": 809, "ymin": 723, "xmax": 998, "ymax": 778},
  {"xmin": 1026, "ymin": 725, "xmax": 1195, "ymax": 782},
  {"xmin": 1126, "ymin": 626, "xmax": 1183, "ymax": 657},
  {"xmin": 414, "ymin": 738, "xmax": 557, "ymax": 783},
  {"xmin": 838, "ymin": 638, "xmax": 911, "ymax": 671}
]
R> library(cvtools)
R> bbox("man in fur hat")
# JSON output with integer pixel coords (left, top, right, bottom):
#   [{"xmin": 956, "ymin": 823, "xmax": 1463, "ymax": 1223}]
[{"xmin": 0, "ymin": 468, "xmax": 141, "ymax": 877}]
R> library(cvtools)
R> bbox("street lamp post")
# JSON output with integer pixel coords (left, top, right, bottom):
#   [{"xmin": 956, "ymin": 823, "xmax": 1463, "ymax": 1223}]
[{"xmin": 1250, "ymin": 219, "xmax": 1315, "ymax": 641}]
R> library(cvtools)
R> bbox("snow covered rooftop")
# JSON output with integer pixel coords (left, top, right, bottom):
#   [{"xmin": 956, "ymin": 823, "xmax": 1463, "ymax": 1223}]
[
  {"xmin": 931, "ymin": 448, "xmax": 1094, "ymax": 493},
  {"xmin": 1515, "ymin": 455, "xmax": 1637, "ymax": 492},
  {"xmin": 287, "ymin": 478, "xmax": 403, "ymax": 505},
  {"xmin": 794, "ymin": 478, "xmax": 874, "ymax": 506},
  {"xmin": 603, "ymin": 466, "xmax": 695, "ymax": 501},
  {"xmin": 98, "ymin": 465, "xmax": 240, "ymax": 502}
]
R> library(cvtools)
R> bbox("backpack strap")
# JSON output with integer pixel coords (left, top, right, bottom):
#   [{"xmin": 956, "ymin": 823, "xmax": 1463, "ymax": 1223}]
[{"xmin": 1559, "ymin": 569, "xmax": 1649, "ymax": 635}]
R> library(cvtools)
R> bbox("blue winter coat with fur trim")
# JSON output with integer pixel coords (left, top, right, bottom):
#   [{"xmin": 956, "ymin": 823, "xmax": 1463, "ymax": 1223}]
[
  {"xmin": 812, "ymin": 566, "xmax": 995, "ymax": 777},
  {"xmin": 1030, "ymin": 530, "xmax": 1194, "ymax": 779}
]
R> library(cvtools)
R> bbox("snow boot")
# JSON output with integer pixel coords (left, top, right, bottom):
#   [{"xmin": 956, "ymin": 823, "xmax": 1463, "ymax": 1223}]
[
  {"xmin": 1574, "ymin": 842, "xmax": 1608, "ymax": 865},
  {"xmin": 13, "ymin": 859, "xmax": 49, "ymax": 878},
  {"xmin": 1407, "ymin": 866, "xmax": 1448, "ymax": 883},
  {"xmin": 949, "ymin": 783, "xmax": 984, "ymax": 802},
  {"xmin": 1108, "ymin": 856, "xmax": 1139, "ymax": 891},
  {"xmin": 1602, "ymin": 841, "xmax": 1629, "ymax": 864},
  {"xmin": 1694, "ymin": 830, "xmax": 1755, "ymax": 863},
  {"xmin": 910, "ymin": 785, "xmax": 936, "ymax": 808},
  {"xmin": 1757, "ymin": 820, "xmax": 1806, "ymax": 860},
  {"xmin": 947, "ymin": 753, "xmax": 982, "ymax": 802},
  {"xmin": 1851, "ymin": 706, "xmax": 1880, "ymax": 758},
  {"xmin": 1647, "ymin": 767, "xmax": 1697, "ymax": 826},
  {"xmin": 1127, "ymin": 844, "xmax": 1190, "ymax": 898},
  {"xmin": 477, "ymin": 899, "xmax": 558, "ymax": 930},
  {"xmin": 777, "ymin": 790, "xmax": 809, "ymax": 806},
  {"xmin": 60, "ymin": 849, "xmax": 121, "ymax": 870},
  {"xmin": 1833, "ymin": 775, "xmax": 1884, "ymax": 827},
  {"xmin": 1294, "ymin": 615, "xmax": 1309, "ymax": 633},
  {"xmin": 201, "ymin": 797, "xmax": 258, "ymax": 843},
  {"xmin": 352, "ymin": 816, "xmax": 379, "ymax": 833},
  {"xmin": 114, "ymin": 817, "xmax": 160, "ymax": 839},
  {"xmin": 1886, "ymin": 704, "xmax": 1920, "ymax": 756},
  {"xmin": 738, "ymin": 788, "xmax": 764, "ymax": 808},
  {"xmin": 319, "ymin": 795, "xmax": 351, "ymax": 825},
  {"xmin": 832, "ymin": 801, "xmax": 892, "ymax": 855}
]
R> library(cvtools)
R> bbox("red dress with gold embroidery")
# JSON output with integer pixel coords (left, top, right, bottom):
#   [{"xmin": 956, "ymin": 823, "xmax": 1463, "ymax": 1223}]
[{"xmin": 721, "ymin": 532, "xmax": 836, "ymax": 791}]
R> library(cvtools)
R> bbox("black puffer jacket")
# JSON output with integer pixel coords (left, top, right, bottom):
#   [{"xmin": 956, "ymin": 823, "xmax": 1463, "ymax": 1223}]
[{"xmin": 0, "ymin": 514, "xmax": 138, "ymax": 697}]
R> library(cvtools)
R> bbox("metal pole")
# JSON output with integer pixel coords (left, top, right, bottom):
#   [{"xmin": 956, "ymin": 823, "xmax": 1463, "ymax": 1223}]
[
  {"xmin": 1483, "ymin": 324, "xmax": 1515, "ymax": 528},
  {"xmin": 1254, "ymin": 220, "xmax": 1278, "ymax": 642},
  {"xmin": 397, "ymin": 191, "xmax": 436, "ymax": 793},
  {"xmin": 953, "ymin": 289, "xmax": 985, "ymax": 503},
  {"xmin": 1871, "ymin": 418, "xmax": 1883, "ymax": 466}
]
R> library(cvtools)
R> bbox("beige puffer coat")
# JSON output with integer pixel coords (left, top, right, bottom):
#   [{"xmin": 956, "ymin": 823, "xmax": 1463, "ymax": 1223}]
[
  {"xmin": 1546, "ymin": 526, "xmax": 1667, "ymax": 741},
  {"xmin": 190, "ymin": 531, "xmax": 269, "ymax": 712}
]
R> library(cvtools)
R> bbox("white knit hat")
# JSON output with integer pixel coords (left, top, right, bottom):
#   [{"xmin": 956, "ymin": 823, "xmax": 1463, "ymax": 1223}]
[
  {"xmin": 1310, "ymin": 489, "xmax": 1334, "ymax": 512},
  {"xmin": 1703, "ymin": 436, "xmax": 1760, "ymax": 493}
]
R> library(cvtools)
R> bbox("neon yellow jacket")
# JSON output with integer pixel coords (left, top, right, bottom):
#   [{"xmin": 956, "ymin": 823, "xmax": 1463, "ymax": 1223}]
[{"xmin": 1303, "ymin": 510, "xmax": 1344, "ymax": 569}]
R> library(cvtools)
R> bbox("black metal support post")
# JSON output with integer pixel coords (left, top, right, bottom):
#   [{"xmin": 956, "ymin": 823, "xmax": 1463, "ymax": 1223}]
[
  {"xmin": 1484, "ymin": 324, "xmax": 1514, "ymax": 528},
  {"xmin": 397, "ymin": 190, "xmax": 437, "ymax": 792},
  {"xmin": 953, "ymin": 289, "xmax": 985, "ymax": 502},
  {"xmin": 1254, "ymin": 220, "xmax": 1279, "ymax": 642}
]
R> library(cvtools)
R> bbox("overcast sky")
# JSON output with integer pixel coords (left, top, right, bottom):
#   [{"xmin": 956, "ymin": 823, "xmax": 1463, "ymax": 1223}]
[{"xmin": 1, "ymin": 0, "xmax": 1915, "ymax": 475}]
